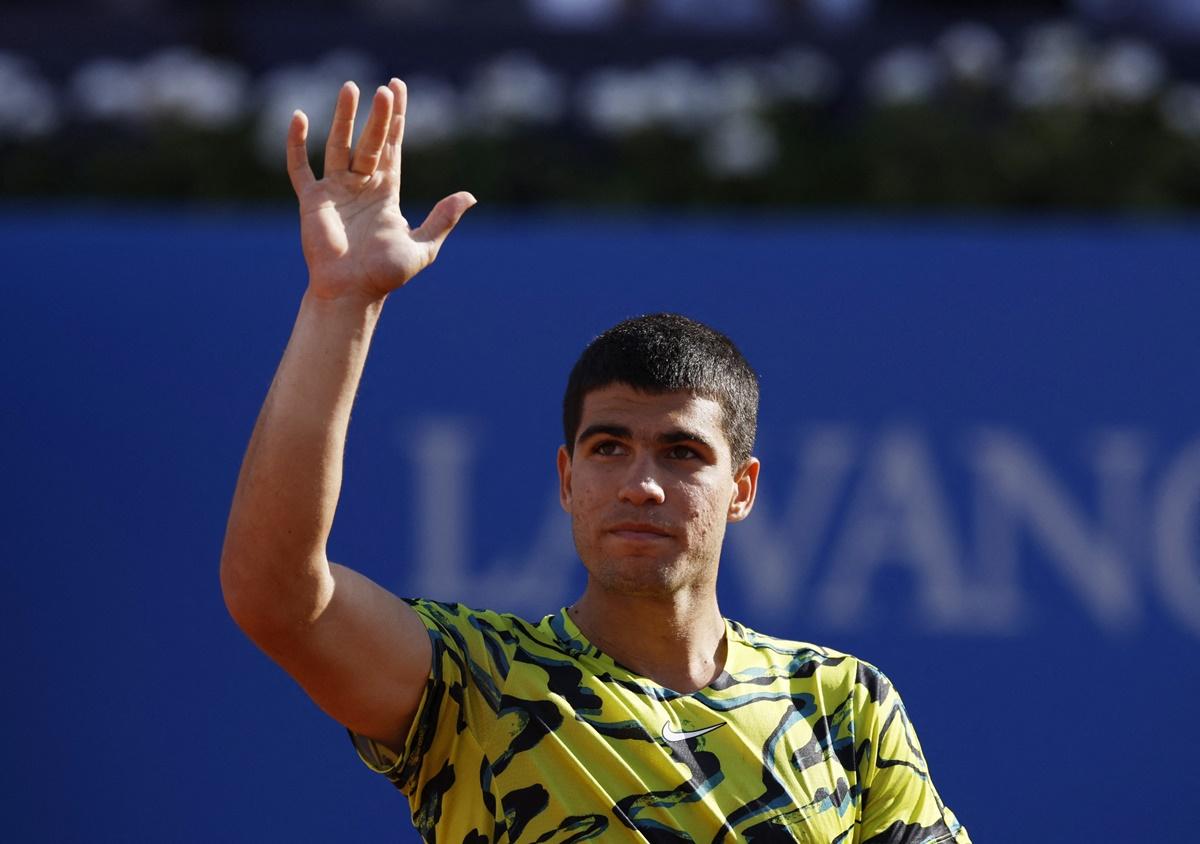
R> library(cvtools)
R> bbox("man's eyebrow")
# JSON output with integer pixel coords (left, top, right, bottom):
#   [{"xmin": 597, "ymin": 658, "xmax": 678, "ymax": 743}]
[
  {"xmin": 576, "ymin": 424, "xmax": 632, "ymax": 444},
  {"xmin": 658, "ymin": 429, "xmax": 716, "ymax": 452}
]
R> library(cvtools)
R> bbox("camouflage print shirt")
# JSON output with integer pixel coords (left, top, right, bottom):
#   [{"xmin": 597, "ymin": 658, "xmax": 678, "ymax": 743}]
[{"xmin": 349, "ymin": 600, "xmax": 970, "ymax": 844}]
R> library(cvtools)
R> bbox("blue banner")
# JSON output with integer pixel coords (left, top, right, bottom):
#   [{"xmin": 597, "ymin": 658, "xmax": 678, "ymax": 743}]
[{"xmin": 3, "ymin": 209, "xmax": 1197, "ymax": 841}]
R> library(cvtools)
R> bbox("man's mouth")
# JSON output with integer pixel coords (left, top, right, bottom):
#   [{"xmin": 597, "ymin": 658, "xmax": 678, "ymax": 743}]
[{"xmin": 607, "ymin": 522, "xmax": 673, "ymax": 540}]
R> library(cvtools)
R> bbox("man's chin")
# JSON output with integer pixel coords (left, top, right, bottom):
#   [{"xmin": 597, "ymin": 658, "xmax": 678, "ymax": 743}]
[{"xmin": 585, "ymin": 557, "xmax": 692, "ymax": 597}]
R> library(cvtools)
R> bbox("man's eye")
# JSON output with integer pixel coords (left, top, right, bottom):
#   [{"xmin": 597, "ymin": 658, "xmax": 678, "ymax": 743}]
[
  {"xmin": 666, "ymin": 445, "xmax": 698, "ymax": 460},
  {"xmin": 594, "ymin": 441, "xmax": 624, "ymax": 456}
]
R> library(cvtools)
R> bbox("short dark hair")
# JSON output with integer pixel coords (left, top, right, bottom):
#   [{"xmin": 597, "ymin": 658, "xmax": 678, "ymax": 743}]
[{"xmin": 562, "ymin": 313, "xmax": 759, "ymax": 468}]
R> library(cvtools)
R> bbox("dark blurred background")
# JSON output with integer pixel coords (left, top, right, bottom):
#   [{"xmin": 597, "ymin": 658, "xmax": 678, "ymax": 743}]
[{"xmin": 4, "ymin": 0, "xmax": 1200, "ymax": 209}]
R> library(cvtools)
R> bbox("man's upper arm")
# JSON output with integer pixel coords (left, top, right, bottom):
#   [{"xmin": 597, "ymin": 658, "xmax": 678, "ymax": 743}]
[
  {"xmin": 254, "ymin": 562, "xmax": 433, "ymax": 752},
  {"xmin": 855, "ymin": 663, "xmax": 971, "ymax": 843}
]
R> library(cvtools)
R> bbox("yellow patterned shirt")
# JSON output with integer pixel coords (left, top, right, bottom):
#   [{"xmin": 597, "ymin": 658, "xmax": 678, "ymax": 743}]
[{"xmin": 350, "ymin": 600, "xmax": 970, "ymax": 843}]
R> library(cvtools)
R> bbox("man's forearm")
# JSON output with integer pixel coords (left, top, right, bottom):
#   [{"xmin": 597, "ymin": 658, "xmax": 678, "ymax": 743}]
[{"xmin": 220, "ymin": 290, "xmax": 385, "ymax": 632}]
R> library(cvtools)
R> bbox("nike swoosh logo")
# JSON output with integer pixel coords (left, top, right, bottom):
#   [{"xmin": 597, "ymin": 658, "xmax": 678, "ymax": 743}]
[{"xmin": 661, "ymin": 720, "xmax": 726, "ymax": 743}]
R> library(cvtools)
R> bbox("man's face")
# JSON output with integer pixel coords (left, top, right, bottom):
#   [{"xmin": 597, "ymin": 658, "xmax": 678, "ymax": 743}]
[{"xmin": 557, "ymin": 384, "xmax": 759, "ymax": 599}]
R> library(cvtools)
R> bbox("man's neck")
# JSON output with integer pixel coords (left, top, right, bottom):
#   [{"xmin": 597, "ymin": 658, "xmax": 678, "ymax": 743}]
[{"xmin": 567, "ymin": 587, "xmax": 727, "ymax": 693}]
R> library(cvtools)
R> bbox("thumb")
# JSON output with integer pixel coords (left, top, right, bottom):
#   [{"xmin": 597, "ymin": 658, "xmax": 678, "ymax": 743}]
[{"xmin": 413, "ymin": 191, "xmax": 477, "ymax": 261}]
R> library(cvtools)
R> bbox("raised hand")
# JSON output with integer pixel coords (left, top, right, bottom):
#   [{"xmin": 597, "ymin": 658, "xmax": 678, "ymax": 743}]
[{"xmin": 287, "ymin": 78, "xmax": 476, "ymax": 303}]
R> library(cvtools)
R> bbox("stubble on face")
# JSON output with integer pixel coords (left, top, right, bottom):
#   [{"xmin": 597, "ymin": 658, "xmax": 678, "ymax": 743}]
[
  {"xmin": 569, "ymin": 513, "xmax": 721, "ymax": 599},
  {"xmin": 560, "ymin": 385, "xmax": 739, "ymax": 601}
]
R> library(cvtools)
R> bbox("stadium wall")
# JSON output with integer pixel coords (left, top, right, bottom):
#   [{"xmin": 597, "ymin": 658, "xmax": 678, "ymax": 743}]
[{"xmin": 3, "ymin": 208, "xmax": 1197, "ymax": 841}]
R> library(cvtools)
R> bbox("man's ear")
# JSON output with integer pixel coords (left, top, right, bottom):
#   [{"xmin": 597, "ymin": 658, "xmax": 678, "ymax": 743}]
[
  {"xmin": 727, "ymin": 457, "xmax": 760, "ymax": 523},
  {"xmin": 557, "ymin": 445, "xmax": 573, "ymax": 513}
]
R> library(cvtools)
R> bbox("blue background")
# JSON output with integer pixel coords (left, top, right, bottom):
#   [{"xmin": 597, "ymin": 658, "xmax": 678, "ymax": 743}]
[{"xmin": 4, "ymin": 208, "xmax": 1198, "ymax": 841}]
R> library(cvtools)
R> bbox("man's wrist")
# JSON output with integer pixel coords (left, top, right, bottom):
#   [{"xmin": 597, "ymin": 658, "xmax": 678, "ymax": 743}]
[{"xmin": 301, "ymin": 285, "xmax": 387, "ymax": 321}]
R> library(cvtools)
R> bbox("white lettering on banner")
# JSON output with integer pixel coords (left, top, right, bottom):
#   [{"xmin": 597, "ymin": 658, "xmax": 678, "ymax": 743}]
[
  {"xmin": 969, "ymin": 430, "xmax": 1139, "ymax": 633},
  {"xmin": 1092, "ymin": 432, "xmax": 1149, "ymax": 574},
  {"xmin": 724, "ymin": 427, "xmax": 856, "ymax": 616},
  {"xmin": 398, "ymin": 417, "xmax": 1199, "ymax": 638},
  {"xmin": 1153, "ymin": 437, "xmax": 1200, "ymax": 637},
  {"xmin": 406, "ymin": 420, "xmax": 474, "ymax": 600},
  {"xmin": 405, "ymin": 418, "xmax": 574, "ymax": 613},
  {"xmin": 814, "ymin": 428, "xmax": 969, "ymax": 630}
]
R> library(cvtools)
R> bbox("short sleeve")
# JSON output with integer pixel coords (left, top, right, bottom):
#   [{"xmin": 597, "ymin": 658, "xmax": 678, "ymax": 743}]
[
  {"xmin": 853, "ymin": 662, "xmax": 971, "ymax": 844},
  {"xmin": 347, "ymin": 600, "xmax": 512, "ymax": 797}
]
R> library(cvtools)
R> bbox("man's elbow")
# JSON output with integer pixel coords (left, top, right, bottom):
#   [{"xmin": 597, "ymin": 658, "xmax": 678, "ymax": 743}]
[
  {"xmin": 219, "ymin": 543, "xmax": 332, "ymax": 642},
  {"xmin": 219, "ymin": 546, "xmax": 268, "ymax": 635}
]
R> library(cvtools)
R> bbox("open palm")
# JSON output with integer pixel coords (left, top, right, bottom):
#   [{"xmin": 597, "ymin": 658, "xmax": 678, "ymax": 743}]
[{"xmin": 287, "ymin": 79, "xmax": 475, "ymax": 303}]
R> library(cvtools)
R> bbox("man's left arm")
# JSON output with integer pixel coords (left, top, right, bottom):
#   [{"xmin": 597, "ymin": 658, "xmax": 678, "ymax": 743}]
[{"xmin": 854, "ymin": 663, "xmax": 971, "ymax": 844}]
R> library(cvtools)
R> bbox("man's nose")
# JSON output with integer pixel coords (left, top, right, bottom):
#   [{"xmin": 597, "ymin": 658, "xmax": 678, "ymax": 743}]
[{"xmin": 618, "ymin": 462, "xmax": 666, "ymax": 506}]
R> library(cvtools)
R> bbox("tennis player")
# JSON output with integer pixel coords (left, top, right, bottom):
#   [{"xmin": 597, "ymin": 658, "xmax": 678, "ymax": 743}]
[{"xmin": 221, "ymin": 78, "xmax": 970, "ymax": 843}]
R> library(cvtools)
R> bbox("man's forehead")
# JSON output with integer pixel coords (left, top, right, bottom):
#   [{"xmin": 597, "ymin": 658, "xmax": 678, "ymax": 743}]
[{"xmin": 578, "ymin": 384, "xmax": 725, "ymax": 435}]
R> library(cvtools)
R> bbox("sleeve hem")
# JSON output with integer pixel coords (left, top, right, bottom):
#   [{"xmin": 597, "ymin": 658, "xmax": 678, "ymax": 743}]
[
  {"xmin": 344, "ymin": 600, "xmax": 443, "ymax": 787},
  {"xmin": 348, "ymin": 727, "xmax": 405, "ymax": 775}
]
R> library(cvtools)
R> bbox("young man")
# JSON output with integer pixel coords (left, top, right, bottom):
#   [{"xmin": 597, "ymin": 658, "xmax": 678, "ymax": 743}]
[{"xmin": 220, "ymin": 78, "xmax": 970, "ymax": 843}]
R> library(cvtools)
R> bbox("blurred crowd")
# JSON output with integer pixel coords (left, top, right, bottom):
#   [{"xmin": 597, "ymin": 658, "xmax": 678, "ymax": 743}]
[
  {"xmin": 13, "ymin": 0, "xmax": 1200, "ymax": 35},
  {"xmin": 2, "ymin": 0, "xmax": 1199, "ymax": 208}
]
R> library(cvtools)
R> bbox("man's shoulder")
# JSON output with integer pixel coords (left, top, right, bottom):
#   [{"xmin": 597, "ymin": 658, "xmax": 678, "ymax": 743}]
[
  {"xmin": 728, "ymin": 617, "xmax": 852, "ymax": 663},
  {"xmin": 403, "ymin": 598, "xmax": 562, "ymax": 649},
  {"xmin": 728, "ymin": 618, "xmax": 891, "ymax": 697}
]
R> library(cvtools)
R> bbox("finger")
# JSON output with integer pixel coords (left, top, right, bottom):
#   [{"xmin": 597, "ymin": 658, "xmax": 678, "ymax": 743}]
[
  {"xmin": 286, "ymin": 110, "xmax": 315, "ymax": 197},
  {"xmin": 350, "ymin": 85, "xmax": 394, "ymax": 177},
  {"xmin": 413, "ymin": 191, "xmax": 478, "ymax": 262},
  {"xmin": 324, "ymin": 81, "xmax": 359, "ymax": 175},
  {"xmin": 381, "ymin": 78, "xmax": 407, "ymax": 182}
]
